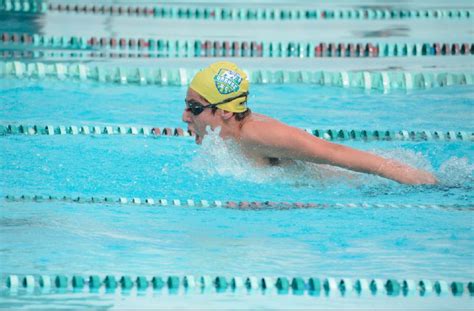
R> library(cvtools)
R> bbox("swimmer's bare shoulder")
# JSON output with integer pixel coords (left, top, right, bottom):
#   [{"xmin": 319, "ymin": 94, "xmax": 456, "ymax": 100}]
[
  {"xmin": 239, "ymin": 113, "xmax": 323, "ymax": 161},
  {"xmin": 240, "ymin": 113, "xmax": 285, "ymax": 146},
  {"xmin": 239, "ymin": 114, "xmax": 437, "ymax": 184}
]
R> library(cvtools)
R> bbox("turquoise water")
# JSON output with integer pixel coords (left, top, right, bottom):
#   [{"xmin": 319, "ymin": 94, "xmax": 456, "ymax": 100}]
[
  {"xmin": 1, "ymin": 86, "xmax": 474, "ymax": 308},
  {"xmin": 1, "ymin": 0, "xmax": 474, "ymax": 307},
  {"xmin": 1, "ymin": 80, "xmax": 473, "ymax": 303},
  {"xmin": 1, "ymin": 80, "xmax": 473, "ymax": 130},
  {"xmin": 1, "ymin": 80, "xmax": 473, "ymax": 206}
]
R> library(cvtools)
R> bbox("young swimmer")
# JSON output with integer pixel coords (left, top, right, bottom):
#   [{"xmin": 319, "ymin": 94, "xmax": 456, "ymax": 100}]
[{"xmin": 182, "ymin": 61, "xmax": 437, "ymax": 185}]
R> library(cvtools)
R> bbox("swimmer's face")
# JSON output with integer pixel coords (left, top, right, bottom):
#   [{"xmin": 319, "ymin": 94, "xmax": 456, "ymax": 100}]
[{"xmin": 182, "ymin": 88, "xmax": 219, "ymax": 145}]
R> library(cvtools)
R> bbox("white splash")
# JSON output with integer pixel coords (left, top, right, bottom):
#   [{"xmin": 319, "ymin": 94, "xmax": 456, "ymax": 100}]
[
  {"xmin": 369, "ymin": 148, "xmax": 474, "ymax": 187},
  {"xmin": 438, "ymin": 157, "xmax": 474, "ymax": 187},
  {"xmin": 187, "ymin": 126, "xmax": 358, "ymax": 186},
  {"xmin": 188, "ymin": 129, "xmax": 472, "ymax": 188},
  {"xmin": 188, "ymin": 126, "xmax": 274, "ymax": 183},
  {"xmin": 374, "ymin": 148, "xmax": 434, "ymax": 172}
]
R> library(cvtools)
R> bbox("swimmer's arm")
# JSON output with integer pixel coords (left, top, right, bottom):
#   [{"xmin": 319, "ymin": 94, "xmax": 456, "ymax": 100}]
[{"xmin": 248, "ymin": 124, "xmax": 437, "ymax": 185}]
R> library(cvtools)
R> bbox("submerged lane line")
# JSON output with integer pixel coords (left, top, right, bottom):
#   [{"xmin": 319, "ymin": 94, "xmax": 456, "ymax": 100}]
[
  {"xmin": 0, "ymin": 124, "xmax": 472, "ymax": 142},
  {"xmin": 3, "ymin": 195, "xmax": 473, "ymax": 212}
]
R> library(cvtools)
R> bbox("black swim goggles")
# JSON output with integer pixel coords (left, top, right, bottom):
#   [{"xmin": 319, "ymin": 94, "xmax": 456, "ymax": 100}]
[{"xmin": 185, "ymin": 92, "xmax": 249, "ymax": 116}]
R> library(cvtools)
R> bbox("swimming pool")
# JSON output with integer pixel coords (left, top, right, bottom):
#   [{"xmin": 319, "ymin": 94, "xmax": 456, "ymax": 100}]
[{"xmin": 1, "ymin": 0, "xmax": 473, "ymax": 309}]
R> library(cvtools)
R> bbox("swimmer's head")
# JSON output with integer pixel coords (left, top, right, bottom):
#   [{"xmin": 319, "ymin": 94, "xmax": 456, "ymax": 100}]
[
  {"xmin": 183, "ymin": 62, "xmax": 251, "ymax": 145},
  {"xmin": 189, "ymin": 61, "xmax": 249, "ymax": 113}
]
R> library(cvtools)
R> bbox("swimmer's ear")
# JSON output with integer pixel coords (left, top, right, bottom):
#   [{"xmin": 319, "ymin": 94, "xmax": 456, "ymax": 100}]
[{"xmin": 220, "ymin": 110, "xmax": 234, "ymax": 121}]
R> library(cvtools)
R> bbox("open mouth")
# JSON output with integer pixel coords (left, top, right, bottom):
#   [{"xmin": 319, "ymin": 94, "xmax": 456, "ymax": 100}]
[
  {"xmin": 195, "ymin": 133, "xmax": 202, "ymax": 144},
  {"xmin": 188, "ymin": 126, "xmax": 202, "ymax": 144}
]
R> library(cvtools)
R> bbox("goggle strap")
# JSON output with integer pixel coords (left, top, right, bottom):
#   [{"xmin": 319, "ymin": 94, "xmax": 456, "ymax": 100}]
[{"xmin": 211, "ymin": 92, "xmax": 249, "ymax": 107}]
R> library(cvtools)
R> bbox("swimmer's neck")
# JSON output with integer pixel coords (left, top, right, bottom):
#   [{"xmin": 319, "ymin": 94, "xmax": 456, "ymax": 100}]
[
  {"xmin": 212, "ymin": 114, "xmax": 280, "ymax": 165},
  {"xmin": 217, "ymin": 112, "xmax": 271, "ymax": 142},
  {"xmin": 215, "ymin": 113, "xmax": 255, "ymax": 141}
]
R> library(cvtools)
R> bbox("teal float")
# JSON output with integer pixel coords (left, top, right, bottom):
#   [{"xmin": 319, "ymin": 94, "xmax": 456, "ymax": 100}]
[{"xmin": 2, "ymin": 274, "xmax": 471, "ymax": 297}]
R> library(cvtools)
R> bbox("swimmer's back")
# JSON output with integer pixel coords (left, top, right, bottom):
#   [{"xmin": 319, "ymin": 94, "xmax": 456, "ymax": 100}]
[{"xmin": 239, "ymin": 114, "xmax": 300, "ymax": 166}]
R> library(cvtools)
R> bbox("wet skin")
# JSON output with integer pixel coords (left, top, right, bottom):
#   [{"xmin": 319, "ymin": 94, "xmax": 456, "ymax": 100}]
[{"xmin": 182, "ymin": 88, "xmax": 437, "ymax": 185}]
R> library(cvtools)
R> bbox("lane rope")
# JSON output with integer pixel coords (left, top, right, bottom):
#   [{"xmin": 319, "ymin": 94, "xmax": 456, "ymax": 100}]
[
  {"xmin": 0, "ymin": 125, "xmax": 472, "ymax": 142},
  {"xmin": 1, "ymin": 1, "xmax": 472, "ymax": 20},
  {"xmin": 2, "ymin": 33, "xmax": 473, "ymax": 58},
  {"xmin": 3, "ymin": 195, "xmax": 473, "ymax": 212},
  {"xmin": 1, "ymin": 273, "xmax": 471, "ymax": 297},
  {"xmin": 1, "ymin": 61, "xmax": 473, "ymax": 91}
]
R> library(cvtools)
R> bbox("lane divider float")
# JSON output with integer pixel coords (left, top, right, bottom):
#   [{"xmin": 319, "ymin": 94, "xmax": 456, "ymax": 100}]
[
  {"xmin": 1, "ymin": 61, "xmax": 473, "ymax": 91},
  {"xmin": 3, "ymin": 195, "xmax": 473, "ymax": 211},
  {"xmin": 0, "ymin": 124, "xmax": 472, "ymax": 142},
  {"xmin": 6, "ymin": 48, "xmax": 474, "ymax": 63},
  {"xmin": 1, "ymin": 33, "xmax": 473, "ymax": 58},
  {"xmin": 1, "ymin": 1, "xmax": 472, "ymax": 20},
  {"xmin": 1, "ymin": 274, "xmax": 472, "ymax": 297},
  {"xmin": 0, "ymin": 0, "xmax": 46, "ymax": 13}
]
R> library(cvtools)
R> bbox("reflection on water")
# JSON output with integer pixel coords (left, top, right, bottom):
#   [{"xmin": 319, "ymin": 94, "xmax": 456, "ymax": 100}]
[
  {"xmin": 0, "ymin": 217, "xmax": 48, "ymax": 227},
  {"xmin": 354, "ymin": 26, "xmax": 410, "ymax": 38},
  {"xmin": 0, "ymin": 12, "xmax": 43, "ymax": 34}
]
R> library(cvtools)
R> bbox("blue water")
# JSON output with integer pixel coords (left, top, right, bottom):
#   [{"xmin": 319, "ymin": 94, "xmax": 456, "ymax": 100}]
[
  {"xmin": 1, "ymin": 35, "xmax": 474, "ymax": 311},
  {"xmin": 1, "ymin": 0, "xmax": 474, "ymax": 307},
  {"xmin": 1, "ymin": 79, "xmax": 473, "ymax": 130},
  {"xmin": 1, "ymin": 80, "xmax": 473, "ymax": 297},
  {"xmin": 1, "ymin": 80, "xmax": 474, "ymax": 306},
  {"xmin": 1, "ymin": 80, "xmax": 473, "ymax": 206}
]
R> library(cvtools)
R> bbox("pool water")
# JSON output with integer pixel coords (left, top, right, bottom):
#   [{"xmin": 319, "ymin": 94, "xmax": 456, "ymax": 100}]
[
  {"xmin": 1, "ymin": 79, "xmax": 473, "ymax": 130},
  {"xmin": 1, "ymin": 79, "xmax": 473, "ymax": 309},
  {"xmin": 1, "ymin": 0, "xmax": 474, "ymax": 307},
  {"xmin": 1, "ymin": 80, "xmax": 473, "ymax": 205}
]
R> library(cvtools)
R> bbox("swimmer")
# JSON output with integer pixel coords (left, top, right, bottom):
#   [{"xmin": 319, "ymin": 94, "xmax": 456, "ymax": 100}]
[{"xmin": 182, "ymin": 61, "xmax": 437, "ymax": 185}]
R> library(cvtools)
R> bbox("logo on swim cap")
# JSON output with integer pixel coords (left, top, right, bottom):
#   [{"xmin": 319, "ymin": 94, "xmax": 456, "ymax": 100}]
[{"xmin": 213, "ymin": 68, "xmax": 242, "ymax": 95}]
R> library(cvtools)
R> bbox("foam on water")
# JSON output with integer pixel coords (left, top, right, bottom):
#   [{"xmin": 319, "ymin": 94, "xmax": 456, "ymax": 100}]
[
  {"xmin": 438, "ymin": 156, "xmax": 474, "ymax": 187},
  {"xmin": 188, "ymin": 126, "xmax": 359, "ymax": 187},
  {"xmin": 188, "ymin": 126, "xmax": 473, "ymax": 190},
  {"xmin": 375, "ymin": 148, "xmax": 433, "ymax": 171}
]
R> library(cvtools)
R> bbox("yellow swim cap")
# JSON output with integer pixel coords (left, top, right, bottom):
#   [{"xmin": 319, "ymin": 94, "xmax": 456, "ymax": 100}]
[{"xmin": 189, "ymin": 61, "xmax": 249, "ymax": 113}]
